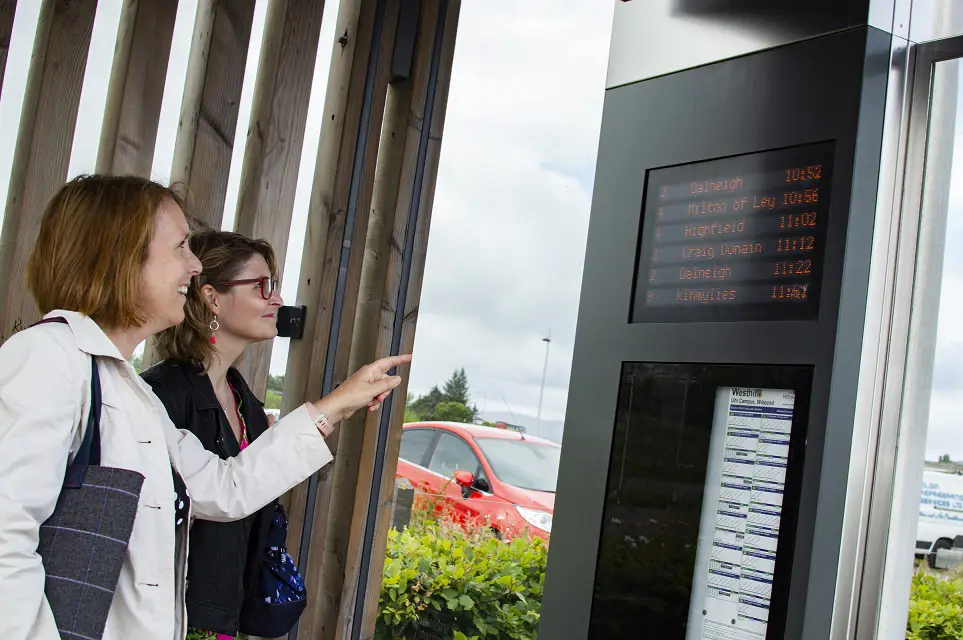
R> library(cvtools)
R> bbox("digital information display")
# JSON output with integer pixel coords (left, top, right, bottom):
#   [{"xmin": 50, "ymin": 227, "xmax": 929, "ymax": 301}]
[
  {"xmin": 631, "ymin": 142, "xmax": 835, "ymax": 323},
  {"xmin": 685, "ymin": 387, "xmax": 796, "ymax": 640}
]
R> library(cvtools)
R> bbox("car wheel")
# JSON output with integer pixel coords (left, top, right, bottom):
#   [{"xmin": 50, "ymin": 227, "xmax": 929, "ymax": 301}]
[{"xmin": 928, "ymin": 537, "xmax": 954, "ymax": 569}]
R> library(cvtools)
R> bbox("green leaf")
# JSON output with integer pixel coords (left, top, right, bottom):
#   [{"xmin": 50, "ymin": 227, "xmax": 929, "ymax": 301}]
[
  {"xmin": 384, "ymin": 561, "xmax": 401, "ymax": 579},
  {"xmin": 376, "ymin": 504, "xmax": 548, "ymax": 639}
]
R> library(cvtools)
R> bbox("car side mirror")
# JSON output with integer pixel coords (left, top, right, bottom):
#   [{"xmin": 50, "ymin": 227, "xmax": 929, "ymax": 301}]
[{"xmin": 453, "ymin": 470, "xmax": 474, "ymax": 488}]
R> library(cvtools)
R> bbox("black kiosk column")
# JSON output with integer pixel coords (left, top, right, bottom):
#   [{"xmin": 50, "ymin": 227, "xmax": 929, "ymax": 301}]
[{"xmin": 539, "ymin": 3, "xmax": 904, "ymax": 639}]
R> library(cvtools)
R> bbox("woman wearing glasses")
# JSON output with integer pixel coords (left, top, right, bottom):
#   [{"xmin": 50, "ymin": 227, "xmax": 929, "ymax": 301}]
[
  {"xmin": 0, "ymin": 176, "xmax": 407, "ymax": 640},
  {"xmin": 141, "ymin": 229, "xmax": 299, "ymax": 639}
]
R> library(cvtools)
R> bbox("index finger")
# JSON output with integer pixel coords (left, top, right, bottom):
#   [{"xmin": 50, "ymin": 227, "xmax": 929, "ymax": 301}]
[{"xmin": 371, "ymin": 353, "xmax": 412, "ymax": 374}]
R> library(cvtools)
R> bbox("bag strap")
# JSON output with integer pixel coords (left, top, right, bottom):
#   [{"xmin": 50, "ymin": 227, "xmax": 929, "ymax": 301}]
[
  {"xmin": 31, "ymin": 317, "xmax": 102, "ymax": 471},
  {"xmin": 71, "ymin": 357, "xmax": 102, "ymax": 469}
]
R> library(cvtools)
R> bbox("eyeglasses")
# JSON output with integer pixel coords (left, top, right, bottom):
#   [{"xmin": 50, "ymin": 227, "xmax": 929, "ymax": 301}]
[{"xmin": 218, "ymin": 277, "xmax": 278, "ymax": 300}]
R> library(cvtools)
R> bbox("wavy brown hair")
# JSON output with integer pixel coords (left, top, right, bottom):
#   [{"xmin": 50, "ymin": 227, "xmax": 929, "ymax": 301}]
[
  {"xmin": 154, "ymin": 229, "xmax": 278, "ymax": 366},
  {"xmin": 27, "ymin": 175, "xmax": 184, "ymax": 329}
]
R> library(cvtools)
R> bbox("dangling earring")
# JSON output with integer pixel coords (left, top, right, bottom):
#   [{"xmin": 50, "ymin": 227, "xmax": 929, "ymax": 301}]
[{"xmin": 209, "ymin": 316, "xmax": 219, "ymax": 344}]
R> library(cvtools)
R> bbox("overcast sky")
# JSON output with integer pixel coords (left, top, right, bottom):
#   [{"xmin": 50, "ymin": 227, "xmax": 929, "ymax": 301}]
[
  {"xmin": 4, "ymin": 2, "xmax": 963, "ymax": 458},
  {"xmin": 0, "ymin": 0, "xmax": 613, "ymax": 435},
  {"xmin": 920, "ymin": 82, "xmax": 963, "ymax": 462}
]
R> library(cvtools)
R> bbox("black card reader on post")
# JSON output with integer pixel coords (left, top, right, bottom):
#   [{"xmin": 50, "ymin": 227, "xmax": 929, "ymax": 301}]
[{"xmin": 276, "ymin": 305, "xmax": 307, "ymax": 339}]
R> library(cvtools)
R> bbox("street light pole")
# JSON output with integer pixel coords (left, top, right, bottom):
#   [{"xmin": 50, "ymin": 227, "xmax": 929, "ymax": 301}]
[{"xmin": 536, "ymin": 331, "xmax": 551, "ymax": 435}]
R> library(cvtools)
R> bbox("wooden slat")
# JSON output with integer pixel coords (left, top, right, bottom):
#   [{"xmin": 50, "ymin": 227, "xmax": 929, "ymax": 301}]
[
  {"xmin": 0, "ymin": 0, "xmax": 16, "ymax": 101},
  {"xmin": 325, "ymin": 2, "xmax": 439, "ymax": 635},
  {"xmin": 96, "ymin": 0, "xmax": 179, "ymax": 177},
  {"xmin": 169, "ymin": 0, "xmax": 255, "ymax": 227},
  {"xmin": 142, "ymin": 0, "xmax": 254, "ymax": 371},
  {"xmin": 318, "ymin": 5, "xmax": 423, "ymax": 634},
  {"xmin": 282, "ymin": 0, "xmax": 381, "ymax": 554},
  {"xmin": 349, "ymin": 3, "xmax": 460, "ymax": 637},
  {"xmin": 0, "ymin": 0, "xmax": 97, "ymax": 344},
  {"xmin": 281, "ymin": 0, "xmax": 401, "ymax": 638},
  {"xmin": 280, "ymin": 0, "xmax": 362, "ymax": 565},
  {"xmin": 232, "ymin": 0, "xmax": 327, "ymax": 401}
]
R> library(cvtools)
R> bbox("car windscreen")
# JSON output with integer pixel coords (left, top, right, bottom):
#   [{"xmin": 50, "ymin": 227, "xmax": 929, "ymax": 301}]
[{"xmin": 474, "ymin": 438, "xmax": 561, "ymax": 493}]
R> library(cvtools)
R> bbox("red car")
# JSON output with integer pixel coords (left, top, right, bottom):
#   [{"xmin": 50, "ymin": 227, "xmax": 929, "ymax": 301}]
[{"xmin": 396, "ymin": 421, "xmax": 561, "ymax": 542}]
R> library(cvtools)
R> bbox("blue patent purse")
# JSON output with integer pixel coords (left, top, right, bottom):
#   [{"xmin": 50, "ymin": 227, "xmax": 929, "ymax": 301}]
[{"xmin": 239, "ymin": 502, "xmax": 307, "ymax": 637}]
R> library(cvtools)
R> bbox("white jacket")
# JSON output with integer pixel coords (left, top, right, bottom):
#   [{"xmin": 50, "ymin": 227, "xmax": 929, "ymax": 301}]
[{"xmin": 0, "ymin": 311, "xmax": 333, "ymax": 639}]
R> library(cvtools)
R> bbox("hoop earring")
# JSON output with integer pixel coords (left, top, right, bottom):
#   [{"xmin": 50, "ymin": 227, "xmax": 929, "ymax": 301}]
[{"xmin": 209, "ymin": 316, "xmax": 219, "ymax": 345}]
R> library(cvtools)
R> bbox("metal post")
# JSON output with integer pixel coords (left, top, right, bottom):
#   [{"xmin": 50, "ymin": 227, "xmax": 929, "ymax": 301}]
[{"xmin": 536, "ymin": 331, "xmax": 551, "ymax": 434}]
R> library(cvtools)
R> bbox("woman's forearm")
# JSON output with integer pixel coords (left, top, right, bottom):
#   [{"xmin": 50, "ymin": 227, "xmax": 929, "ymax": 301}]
[{"xmin": 301, "ymin": 353, "xmax": 410, "ymax": 435}]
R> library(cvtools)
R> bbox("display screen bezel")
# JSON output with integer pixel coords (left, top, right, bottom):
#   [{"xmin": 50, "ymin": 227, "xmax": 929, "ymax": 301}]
[{"xmin": 630, "ymin": 142, "xmax": 836, "ymax": 324}]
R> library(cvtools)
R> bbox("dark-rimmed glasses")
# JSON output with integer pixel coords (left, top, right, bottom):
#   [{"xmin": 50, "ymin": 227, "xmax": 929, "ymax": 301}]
[{"xmin": 218, "ymin": 277, "xmax": 278, "ymax": 300}]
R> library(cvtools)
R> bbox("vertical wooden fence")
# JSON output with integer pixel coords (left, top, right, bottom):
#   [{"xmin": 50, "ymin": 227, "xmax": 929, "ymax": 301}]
[{"xmin": 0, "ymin": 0, "xmax": 461, "ymax": 637}]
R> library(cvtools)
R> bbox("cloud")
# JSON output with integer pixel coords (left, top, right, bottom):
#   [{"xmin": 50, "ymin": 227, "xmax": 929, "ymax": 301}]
[{"xmin": 926, "ymin": 390, "xmax": 963, "ymax": 460}]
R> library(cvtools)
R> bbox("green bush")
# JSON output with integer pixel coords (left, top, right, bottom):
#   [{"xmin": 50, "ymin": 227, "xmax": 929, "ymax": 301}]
[
  {"xmin": 376, "ymin": 510, "xmax": 547, "ymax": 640},
  {"xmin": 264, "ymin": 390, "xmax": 282, "ymax": 410},
  {"xmin": 907, "ymin": 568, "xmax": 963, "ymax": 639}
]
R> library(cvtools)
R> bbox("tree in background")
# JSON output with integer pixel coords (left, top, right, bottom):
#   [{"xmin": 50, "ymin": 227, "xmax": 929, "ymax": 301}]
[
  {"xmin": 406, "ymin": 369, "xmax": 479, "ymax": 424},
  {"xmin": 433, "ymin": 401, "xmax": 473, "ymax": 423},
  {"xmin": 442, "ymin": 369, "xmax": 470, "ymax": 408},
  {"xmin": 403, "ymin": 393, "xmax": 420, "ymax": 424},
  {"xmin": 408, "ymin": 386, "xmax": 445, "ymax": 421}
]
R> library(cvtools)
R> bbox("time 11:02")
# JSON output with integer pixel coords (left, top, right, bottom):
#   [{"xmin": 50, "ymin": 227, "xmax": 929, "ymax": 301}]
[{"xmin": 780, "ymin": 212, "xmax": 817, "ymax": 229}]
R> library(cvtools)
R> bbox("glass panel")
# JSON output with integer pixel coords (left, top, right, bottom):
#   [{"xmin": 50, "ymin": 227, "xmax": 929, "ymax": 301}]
[
  {"xmin": 885, "ymin": 58, "xmax": 963, "ymax": 637},
  {"xmin": 474, "ymin": 438, "xmax": 561, "ymax": 492},
  {"xmin": 399, "ymin": 428, "xmax": 436, "ymax": 466},
  {"xmin": 374, "ymin": 1, "xmax": 613, "ymax": 637},
  {"xmin": 427, "ymin": 433, "xmax": 480, "ymax": 478},
  {"xmin": 588, "ymin": 363, "xmax": 813, "ymax": 640}
]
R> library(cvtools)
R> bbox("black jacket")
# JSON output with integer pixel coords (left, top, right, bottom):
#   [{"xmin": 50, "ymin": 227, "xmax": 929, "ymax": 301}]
[{"xmin": 141, "ymin": 359, "xmax": 275, "ymax": 636}]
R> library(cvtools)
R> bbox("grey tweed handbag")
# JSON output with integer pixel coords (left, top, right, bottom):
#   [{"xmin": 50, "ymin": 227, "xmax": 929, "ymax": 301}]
[{"xmin": 33, "ymin": 318, "xmax": 145, "ymax": 640}]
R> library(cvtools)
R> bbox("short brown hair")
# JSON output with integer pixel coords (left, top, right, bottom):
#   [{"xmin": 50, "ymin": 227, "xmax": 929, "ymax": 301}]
[
  {"xmin": 27, "ymin": 174, "xmax": 184, "ymax": 329},
  {"xmin": 154, "ymin": 229, "xmax": 278, "ymax": 366}
]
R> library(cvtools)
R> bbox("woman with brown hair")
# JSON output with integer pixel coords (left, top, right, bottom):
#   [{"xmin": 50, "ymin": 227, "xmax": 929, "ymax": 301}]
[
  {"xmin": 0, "ymin": 175, "xmax": 409, "ymax": 640},
  {"xmin": 141, "ymin": 229, "xmax": 300, "ymax": 639}
]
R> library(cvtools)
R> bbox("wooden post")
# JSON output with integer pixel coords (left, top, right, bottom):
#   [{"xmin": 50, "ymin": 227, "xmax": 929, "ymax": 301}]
[
  {"xmin": 277, "ymin": 0, "xmax": 366, "ymax": 541},
  {"xmin": 0, "ymin": 0, "xmax": 97, "ymax": 344},
  {"xmin": 0, "ymin": 0, "xmax": 17, "ymax": 100},
  {"xmin": 280, "ymin": 0, "xmax": 402, "ymax": 637},
  {"xmin": 314, "ymin": 6, "xmax": 418, "ymax": 633},
  {"xmin": 96, "ymin": 0, "xmax": 179, "ymax": 177},
  {"xmin": 347, "ymin": 3, "xmax": 459, "ymax": 636},
  {"xmin": 143, "ymin": 0, "xmax": 256, "ymax": 371},
  {"xmin": 231, "ymin": 0, "xmax": 328, "ymax": 401},
  {"xmin": 168, "ymin": 0, "xmax": 256, "ymax": 226}
]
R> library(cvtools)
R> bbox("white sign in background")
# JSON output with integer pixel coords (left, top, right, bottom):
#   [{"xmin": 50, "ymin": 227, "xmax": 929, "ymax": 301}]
[{"xmin": 685, "ymin": 387, "xmax": 796, "ymax": 640}]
